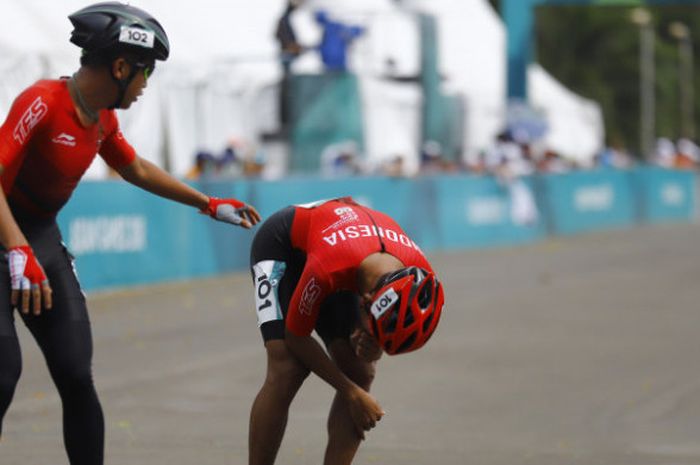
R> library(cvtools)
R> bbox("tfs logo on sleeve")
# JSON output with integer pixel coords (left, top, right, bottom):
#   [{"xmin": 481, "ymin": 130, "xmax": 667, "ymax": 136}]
[
  {"xmin": 13, "ymin": 97, "xmax": 48, "ymax": 145},
  {"xmin": 299, "ymin": 277, "xmax": 321, "ymax": 315}
]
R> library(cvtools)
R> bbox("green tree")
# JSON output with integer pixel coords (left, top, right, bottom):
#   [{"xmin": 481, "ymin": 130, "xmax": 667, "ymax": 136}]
[{"xmin": 488, "ymin": 1, "xmax": 700, "ymax": 155}]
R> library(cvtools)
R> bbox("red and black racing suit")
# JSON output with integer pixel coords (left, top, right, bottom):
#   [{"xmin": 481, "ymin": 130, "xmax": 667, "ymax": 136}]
[
  {"xmin": 249, "ymin": 198, "xmax": 432, "ymax": 344},
  {"xmin": 0, "ymin": 79, "xmax": 137, "ymax": 465}
]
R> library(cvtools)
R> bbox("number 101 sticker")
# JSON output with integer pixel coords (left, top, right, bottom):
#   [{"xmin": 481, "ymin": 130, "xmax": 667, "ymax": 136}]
[
  {"xmin": 119, "ymin": 26, "xmax": 155, "ymax": 48},
  {"xmin": 252, "ymin": 260, "xmax": 287, "ymax": 326}
]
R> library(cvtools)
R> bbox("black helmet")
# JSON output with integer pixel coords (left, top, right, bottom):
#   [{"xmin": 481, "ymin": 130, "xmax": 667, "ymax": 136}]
[{"xmin": 69, "ymin": 2, "xmax": 169, "ymax": 61}]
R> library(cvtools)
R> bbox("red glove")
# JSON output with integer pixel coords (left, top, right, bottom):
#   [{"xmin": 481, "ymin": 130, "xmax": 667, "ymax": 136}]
[
  {"xmin": 201, "ymin": 197, "xmax": 256, "ymax": 226},
  {"xmin": 7, "ymin": 245, "xmax": 48, "ymax": 291}
]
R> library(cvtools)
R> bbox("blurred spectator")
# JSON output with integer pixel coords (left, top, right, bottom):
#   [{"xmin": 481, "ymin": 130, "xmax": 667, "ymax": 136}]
[
  {"xmin": 536, "ymin": 149, "xmax": 570, "ymax": 173},
  {"xmin": 221, "ymin": 137, "xmax": 269, "ymax": 178},
  {"xmin": 652, "ymin": 137, "xmax": 677, "ymax": 168},
  {"xmin": 321, "ymin": 140, "xmax": 364, "ymax": 177},
  {"xmin": 483, "ymin": 131, "xmax": 535, "ymax": 177},
  {"xmin": 651, "ymin": 137, "xmax": 700, "ymax": 170},
  {"xmin": 315, "ymin": 10, "xmax": 365, "ymax": 72},
  {"xmin": 380, "ymin": 154, "xmax": 407, "ymax": 178},
  {"xmin": 508, "ymin": 178, "xmax": 539, "ymax": 226},
  {"xmin": 275, "ymin": 0, "xmax": 305, "ymax": 131},
  {"xmin": 275, "ymin": 0, "xmax": 304, "ymax": 73},
  {"xmin": 420, "ymin": 140, "xmax": 445, "ymax": 174},
  {"xmin": 675, "ymin": 138, "xmax": 699, "ymax": 170},
  {"xmin": 595, "ymin": 141, "xmax": 633, "ymax": 169},
  {"xmin": 241, "ymin": 148, "xmax": 268, "ymax": 178},
  {"xmin": 517, "ymin": 140, "xmax": 537, "ymax": 174},
  {"xmin": 187, "ymin": 138, "xmax": 267, "ymax": 180},
  {"xmin": 482, "ymin": 131, "xmax": 514, "ymax": 172},
  {"xmin": 483, "ymin": 130, "xmax": 539, "ymax": 226},
  {"xmin": 216, "ymin": 143, "xmax": 242, "ymax": 178},
  {"xmin": 186, "ymin": 150, "xmax": 217, "ymax": 180}
]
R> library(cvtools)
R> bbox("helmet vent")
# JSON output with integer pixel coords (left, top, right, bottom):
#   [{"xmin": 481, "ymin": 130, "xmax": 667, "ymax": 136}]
[
  {"xmin": 422, "ymin": 312, "xmax": 434, "ymax": 332},
  {"xmin": 417, "ymin": 284, "xmax": 432, "ymax": 309},
  {"xmin": 396, "ymin": 333, "xmax": 417, "ymax": 354},
  {"xmin": 403, "ymin": 307, "xmax": 415, "ymax": 327},
  {"xmin": 382, "ymin": 308, "xmax": 398, "ymax": 333}
]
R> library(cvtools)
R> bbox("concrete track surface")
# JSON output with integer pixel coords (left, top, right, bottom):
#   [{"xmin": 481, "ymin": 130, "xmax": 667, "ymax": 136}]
[{"xmin": 2, "ymin": 223, "xmax": 700, "ymax": 465}]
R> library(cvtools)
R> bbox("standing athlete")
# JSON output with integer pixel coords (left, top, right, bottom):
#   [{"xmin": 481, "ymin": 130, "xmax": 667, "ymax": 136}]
[
  {"xmin": 249, "ymin": 197, "xmax": 444, "ymax": 465},
  {"xmin": 0, "ymin": 3, "xmax": 260, "ymax": 464}
]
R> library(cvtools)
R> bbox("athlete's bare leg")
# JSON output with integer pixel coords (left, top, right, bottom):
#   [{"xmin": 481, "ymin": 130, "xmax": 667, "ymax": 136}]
[
  {"xmin": 324, "ymin": 339, "xmax": 377, "ymax": 465},
  {"xmin": 249, "ymin": 340, "xmax": 309, "ymax": 465}
]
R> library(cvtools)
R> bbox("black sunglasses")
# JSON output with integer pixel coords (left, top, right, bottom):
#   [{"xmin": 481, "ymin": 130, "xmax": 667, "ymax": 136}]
[{"xmin": 131, "ymin": 60, "xmax": 156, "ymax": 80}]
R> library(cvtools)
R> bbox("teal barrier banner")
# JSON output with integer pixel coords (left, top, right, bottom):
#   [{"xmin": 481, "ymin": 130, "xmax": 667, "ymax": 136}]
[
  {"xmin": 436, "ymin": 175, "xmax": 546, "ymax": 248},
  {"xmin": 539, "ymin": 170, "xmax": 637, "ymax": 235},
  {"xmin": 56, "ymin": 169, "xmax": 697, "ymax": 292},
  {"xmin": 57, "ymin": 180, "xmax": 254, "ymax": 291},
  {"xmin": 57, "ymin": 181, "xmax": 203, "ymax": 290},
  {"xmin": 632, "ymin": 167, "xmax": 696, "ymax": 223}
]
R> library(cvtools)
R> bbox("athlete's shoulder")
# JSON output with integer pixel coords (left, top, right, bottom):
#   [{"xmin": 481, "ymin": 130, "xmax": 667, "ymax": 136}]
[
  {"xmin": 32, "ymin": 79, "xmax": 66, "ymax": 92},
  {"xmin": 11, "ymin": 79, "xmax": 65, "ymax": 115},
  {"xmin": 1, "ymin": 80, "xmax": 65, "ymax": 145},
  {"xmin": 19, "ymin": 79, "xmax": 65, "ymax": 101}
]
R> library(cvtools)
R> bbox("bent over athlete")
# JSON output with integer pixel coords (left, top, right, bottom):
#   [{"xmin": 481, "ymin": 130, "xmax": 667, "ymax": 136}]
[
  {"xmin": 249, "ymin": 197, "xmax": 444, "ymax": 465},
  {"xmin": 0, "ymin": 3, "xmax": 260, "ymax": 465}
]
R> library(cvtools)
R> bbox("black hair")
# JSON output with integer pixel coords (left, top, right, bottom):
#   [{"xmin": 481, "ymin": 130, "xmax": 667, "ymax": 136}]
[{"xmin": 79, "ymin": 48, "xmax": 153, "ymax": 70}]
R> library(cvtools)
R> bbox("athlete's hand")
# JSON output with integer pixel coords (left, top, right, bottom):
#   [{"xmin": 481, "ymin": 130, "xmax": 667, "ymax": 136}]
[
  {"xmin": 200, "ymin": 197, "xmax": 261, "ymax": 229},
  {"xmin": 350, "ymin": 327, "xmax": 383, "ymax": 362},
  {"xmin": 346, "ymin": 385, "xmax": 385, "ymax": 440},
  {"xmin": 6, "ymin": 246, "xmax": 52, "ymax": 315}
]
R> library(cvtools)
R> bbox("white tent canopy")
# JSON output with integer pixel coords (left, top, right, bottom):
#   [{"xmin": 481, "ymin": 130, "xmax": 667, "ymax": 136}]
[{"xmin": 529, "ymin": 64, "xmax": 605, "ymax": 164}]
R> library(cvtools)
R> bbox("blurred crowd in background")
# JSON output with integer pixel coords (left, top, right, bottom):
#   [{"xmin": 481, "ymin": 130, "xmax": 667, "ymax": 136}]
[{"xmin": 185, "ymin": 132, "xmax": 699, "ymax": 181}]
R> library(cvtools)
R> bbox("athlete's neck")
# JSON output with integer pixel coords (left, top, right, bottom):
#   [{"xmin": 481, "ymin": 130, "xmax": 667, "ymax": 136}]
[
  {"xmin": 68, "ymin": 68, "xmax": 116, "ymax": 124},
  {"xmin": 357, "ymin": 252, "xmax": 404, "ymax": 302}
]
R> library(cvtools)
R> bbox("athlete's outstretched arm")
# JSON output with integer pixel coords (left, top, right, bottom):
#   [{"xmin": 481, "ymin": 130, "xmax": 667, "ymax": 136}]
[
  {"xmin": 285, "ymin": 329, "xmax": 385, "ymax": 439},
  {"xmin": 0, "ymin": 165, "xmax": 52, "ymax": 314},
  {"xmin": 116, "ymin": 156, "xmax": 261, "ymax": 228}
]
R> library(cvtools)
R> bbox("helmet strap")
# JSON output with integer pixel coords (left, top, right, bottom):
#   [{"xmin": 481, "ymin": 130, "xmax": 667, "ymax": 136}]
[{"xmin": 109, "ymin": 63, "xmax": 140, "ymax": 109}]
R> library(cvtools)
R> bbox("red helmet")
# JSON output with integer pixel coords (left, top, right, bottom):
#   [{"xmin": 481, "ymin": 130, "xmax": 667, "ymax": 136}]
[{"xmin": 366, "ymin": 267, "xmax": 444, "ymax": 355}]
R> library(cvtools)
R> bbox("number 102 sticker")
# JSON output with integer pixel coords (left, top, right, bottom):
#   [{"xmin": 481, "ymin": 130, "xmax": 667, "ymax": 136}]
[{"xmin": 119, "ymin": 26, "xmax": 155, "ymax": 48}]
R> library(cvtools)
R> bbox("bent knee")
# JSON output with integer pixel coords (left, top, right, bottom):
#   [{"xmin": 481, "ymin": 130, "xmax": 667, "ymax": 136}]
[
  {"xmin": 267, "ymin": 356, "xmax": 310, "ymax": 388},
  {"xmin": 264, "ymin": 342, "xmax": 310, "ymax": 389},
  {"xmin": 50, "ymin": 363, "xmax": 95, "ymax": 394}
]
